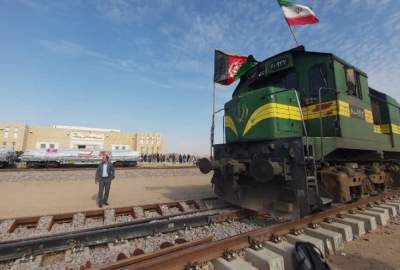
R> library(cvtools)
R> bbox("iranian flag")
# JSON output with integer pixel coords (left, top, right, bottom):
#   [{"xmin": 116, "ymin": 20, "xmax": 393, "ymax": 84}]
[
  {"xmin": 214, "ymin": 50, "xmax": 256, "ymax": 86},
  {"xmin": 278, "ymin": 0, "xmax": 319, "ymax": 26}
]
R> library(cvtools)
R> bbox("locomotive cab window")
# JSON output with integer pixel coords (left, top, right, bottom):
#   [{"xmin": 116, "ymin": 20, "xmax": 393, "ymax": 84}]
[
  {"xmin": 370, "ymin": 98, "xmax": 382, "ymax": 124},
  {"xmin": 247, "ymin": 70, "xmax": 298, "ymax": 91},
  {"xmin": 308, "ymin": 64, "xmax": 328, "ymax": 97},
  {"xmin": 345, "ymin": 67, "xmax": 362, "ymax": 99}
]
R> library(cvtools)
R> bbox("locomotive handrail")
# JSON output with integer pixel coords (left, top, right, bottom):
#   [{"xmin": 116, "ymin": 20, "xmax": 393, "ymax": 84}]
[
  {"xmin": 293, "ymin": 90, "xmax": 310, "ymax": 156},
  {"xmin": 214, "ymin": 108, "xmax": 225, "ymax": 144},
  {"xmin": 211, "ymin": 107, "xmax": 226, "ymax": 155},
  {"xmin": 318, "ymin": 87, "xmax": 339, "ymax": 161}
]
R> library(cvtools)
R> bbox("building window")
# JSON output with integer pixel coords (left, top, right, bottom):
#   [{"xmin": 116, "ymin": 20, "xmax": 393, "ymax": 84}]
[
  {"xmin": 2, "ymin": 142, "xmax": 6, "ymax": 146},
  {"xmin": 77, "ymin": 145, "xmax": 86, "ymax": 149},
  {"xmin": 37, "ymin": 142, "xmax": 59, "ymax": 150},
  {"xmin": 112, "ymin": 144, "xmax": 129, "ymax": 150}
]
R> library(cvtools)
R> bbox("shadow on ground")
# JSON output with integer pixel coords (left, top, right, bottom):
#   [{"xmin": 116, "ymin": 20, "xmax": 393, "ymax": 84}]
[{"xmin": 145, "ymin": 184, "xmax": 214, "ymax": 201}]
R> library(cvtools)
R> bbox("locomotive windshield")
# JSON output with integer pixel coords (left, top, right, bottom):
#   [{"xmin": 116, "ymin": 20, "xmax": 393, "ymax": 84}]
[
  {"xmin": 248, "ymin": 71, "xmax": 297, "ymax": 91},
  {"xmin": 233, "ymin": 68, "xmax": 298, "ymax": 97}
]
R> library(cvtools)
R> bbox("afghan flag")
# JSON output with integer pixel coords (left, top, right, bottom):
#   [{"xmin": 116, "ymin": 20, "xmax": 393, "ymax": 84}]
[
  {"xmin": 214, "ymin": 50, "xmax": 257, "ymax": 86},
  {"xmin": 277, "ymin": 0, "xmax": 319, "ymax": 26}
]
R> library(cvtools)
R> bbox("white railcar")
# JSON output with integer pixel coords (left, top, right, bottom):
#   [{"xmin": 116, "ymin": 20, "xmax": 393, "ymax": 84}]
[{"xmin": 20, "ymin": 149, "xmax": 140, "ymax": 168}]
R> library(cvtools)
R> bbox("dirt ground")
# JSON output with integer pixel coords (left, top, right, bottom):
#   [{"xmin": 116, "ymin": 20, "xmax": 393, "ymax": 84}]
[
  {"xmin": 0, "ymin": 168, "xmax": 214, "ymax": 219},
  {"xmin": 328, "ymin": 219, "xmax": 400, "ymax": 270}
]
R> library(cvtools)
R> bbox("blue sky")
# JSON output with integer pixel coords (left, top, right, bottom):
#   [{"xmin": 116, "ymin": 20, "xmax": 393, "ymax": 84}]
[{"xmin": 0, "ymin": 0, "xmax": 399, "ymax": 154}]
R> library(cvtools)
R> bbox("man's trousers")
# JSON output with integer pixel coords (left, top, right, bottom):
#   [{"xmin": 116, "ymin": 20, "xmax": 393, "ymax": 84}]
[{"xmin": 98, "ymin": 178, "xmax": 111, "ymax": 204}]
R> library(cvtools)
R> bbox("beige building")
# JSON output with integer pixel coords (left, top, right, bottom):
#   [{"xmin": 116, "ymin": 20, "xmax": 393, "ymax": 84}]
[{"xmin": 0, "ymin": 123, "xmax": 164, "ymax": 154}]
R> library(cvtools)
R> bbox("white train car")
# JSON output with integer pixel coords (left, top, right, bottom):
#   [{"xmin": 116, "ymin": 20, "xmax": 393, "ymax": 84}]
[{"xmin": 20, "ymin": 149, "xmax": 140, "ymax": 168}]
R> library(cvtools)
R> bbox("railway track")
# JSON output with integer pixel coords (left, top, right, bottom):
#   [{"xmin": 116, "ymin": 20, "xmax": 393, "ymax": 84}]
[
  {"xmin": 97, "ymin": 190, "xmax": 400, "ymax": 270},
  {"xmin": 2, "ymin": 192, "xmax": 400, "ymax": 269},
  {"xmin": 0, "ymin": 197, "xmax": 225, "ymax": 243},
  {"xmin": 0, "ymin": 198, "xmax": 262, "ymax": 269},
  {"xmin": 0, "ymin": 165, "xmax": 196, "ymax": 173}
]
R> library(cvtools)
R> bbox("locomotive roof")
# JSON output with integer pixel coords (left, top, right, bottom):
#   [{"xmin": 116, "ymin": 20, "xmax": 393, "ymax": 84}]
[{"xmin": 260, "ymin": 45, "xmax": 367, "ymax": 77}]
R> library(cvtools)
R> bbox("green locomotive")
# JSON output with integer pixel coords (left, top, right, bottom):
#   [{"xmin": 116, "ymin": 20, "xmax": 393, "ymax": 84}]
[{"xmin": 199, "ymin": 46, "xmax": 400, "ymax": 219}]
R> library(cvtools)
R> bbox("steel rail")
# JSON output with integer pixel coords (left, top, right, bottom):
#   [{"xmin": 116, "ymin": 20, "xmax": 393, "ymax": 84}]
[
  {"xmin": 100, "ymin": 189, "xmax": 400, "ymax": 270},
  {"xmin": 0, "ymin": 206, "xmax": 241, "ymax": 262},
  {"xmin": 94, "ymin": 237, "xmax": 213, "ymax": 270}
]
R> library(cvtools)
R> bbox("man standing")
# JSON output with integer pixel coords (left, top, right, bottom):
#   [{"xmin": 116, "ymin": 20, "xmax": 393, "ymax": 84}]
[{"xmin": 95, "ymin": 153, "xmax": 115, "ymax": 208}]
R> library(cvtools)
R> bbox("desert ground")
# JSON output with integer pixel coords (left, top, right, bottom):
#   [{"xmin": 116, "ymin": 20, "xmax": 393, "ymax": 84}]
[
  {"xmin": 0, "ymin": 168, "xmax": 213, "ymax": 218},
  {"xmin": 329, "ymin": 217, "xmax": 400, "ymax": 270}
]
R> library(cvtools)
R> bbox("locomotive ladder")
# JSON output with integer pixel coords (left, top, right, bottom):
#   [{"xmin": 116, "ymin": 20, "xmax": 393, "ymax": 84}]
[
  {"xmin": 294, "ymin": 91, "xmax": 320, "ymax": 204},
  {"xmin": 304, "ymin": 150, "xmax": 319, "ymax": 197}
]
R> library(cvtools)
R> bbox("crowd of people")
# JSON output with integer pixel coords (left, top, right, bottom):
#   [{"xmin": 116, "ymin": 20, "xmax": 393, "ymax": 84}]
[{"xmin": 139, "ymin": 153, "xmax": 197, "ymax": 164}]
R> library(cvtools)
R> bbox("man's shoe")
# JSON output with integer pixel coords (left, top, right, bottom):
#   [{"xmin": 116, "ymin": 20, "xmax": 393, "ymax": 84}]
[
  {"xmin": 98, "ymin": 203, "xmax": 103, "ymax": 208},
  {"xmin": 103, "ymin": 202, "xmax": 109, "ymax": 206}
]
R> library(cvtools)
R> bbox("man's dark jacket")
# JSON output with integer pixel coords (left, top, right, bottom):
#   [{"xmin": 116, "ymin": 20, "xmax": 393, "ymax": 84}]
[{"xmin": 95, "ymin": 161, "xmax": 115, "ymax": 183}]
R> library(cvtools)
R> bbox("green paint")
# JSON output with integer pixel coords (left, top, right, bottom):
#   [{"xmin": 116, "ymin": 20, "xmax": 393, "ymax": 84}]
[
  {"xmin": 223, "ymin": 47, "xmax": 400, "ymax": 160},
  {"xmin": 225, "ymin": 86, "xmax": 302, "ymax": 143}
]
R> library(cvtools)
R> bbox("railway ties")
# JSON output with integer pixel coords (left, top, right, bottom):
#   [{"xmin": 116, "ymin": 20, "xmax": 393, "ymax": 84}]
[
  {"xmin": 0, "ymin": 197, "xmax": 249, "ymax": 269},
  {"xmin": 0, "ymin": 198, "xmax": 217, "ymax": 242},
  {"xmin": 206, "ymin": 199, "xmax": 400, "ymax": 270},
  {"xmin": 109, "ymin": 191, "xmax": 400, "ymax": 270}
]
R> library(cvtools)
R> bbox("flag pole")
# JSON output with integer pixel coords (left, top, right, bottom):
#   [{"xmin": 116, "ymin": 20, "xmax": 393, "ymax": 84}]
[
  {"xmin": 276, "ymin": 0, "xmax": 300, "ymax": 46},
  {"xmin": 210, "ymin": 83, "xmax": 216, "ymax": 159},
  {"xmin": 288, "ymin": 25, "xmax": 299, "ymax": 46}
]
